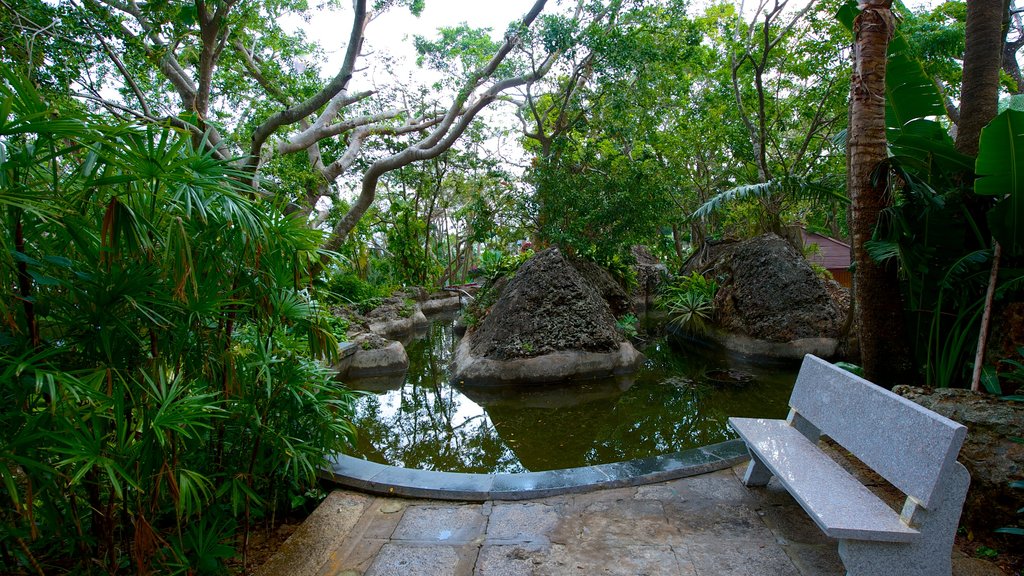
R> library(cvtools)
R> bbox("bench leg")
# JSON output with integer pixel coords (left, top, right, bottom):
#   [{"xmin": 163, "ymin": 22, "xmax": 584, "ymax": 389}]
[
  {"xmin": 838, "ymin": 539, "xmax": 951, "ymax": 576},
  {"xmin": 741, "ymin": 451, "xmax": 773, "ymax": 486},
  {"xmin": 838, "ymin": 462, "xmax": 970, "ymax": 576}
]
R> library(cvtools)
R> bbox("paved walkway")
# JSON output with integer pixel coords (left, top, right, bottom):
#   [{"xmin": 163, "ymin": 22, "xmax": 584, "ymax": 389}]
[{"xmin": 255, "ymin": 463, "xmax": 1002, "ymax": 576}]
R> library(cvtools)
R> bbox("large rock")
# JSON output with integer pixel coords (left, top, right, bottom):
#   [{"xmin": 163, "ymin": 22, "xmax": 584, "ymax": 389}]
[
  {"xmin": 684, "ymin": 234, "xmax": 847, "ymax": 360},
  {"xmin": 569, "ymin": 256, "xmax": 630, "ymax": 316},
  {"xmin": 364, "ymin": 297, "xmax": 429, "ymax": 340},
  {"xmin": 631, "ymin": 245, "xmax": 666, "ymax": 312},
  {"xmin": 892, "ymin": 386, "xmax": 1024, "ymax": 532},
  {"xmin": 334, "ymin": 333, "xmax": 409, "ymax": 379},
  {"xmin": 453, "ymin": 247, "xmax": 643, "ymax": 385}
]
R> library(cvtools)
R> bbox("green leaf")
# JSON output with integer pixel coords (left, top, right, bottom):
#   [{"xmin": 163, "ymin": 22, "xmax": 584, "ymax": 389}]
[
  {"xmin": 977, "ymin": 110, "xmax": 1024, "ymax": 254},
  {"xmin": 994, "ymin": 527, "xmax": 1024, "ymax": 536},
  {"xmin": 888, "ymin": 119, "xmax": 973, "ymax": 173},
  {"xmin": 998, "ymin": 94, "xmax": 1024, "ymax": 114},
  {"xmin": 980, "ymin": 365, "xmax": 1002, "ymax": 396},
  {"xmin": 885, "ymin": 36, "xmax": 946, "ymax": 130},
  {"xmin": 976, "ymin": 110, "xmax": 1024, "ymax": 196}
]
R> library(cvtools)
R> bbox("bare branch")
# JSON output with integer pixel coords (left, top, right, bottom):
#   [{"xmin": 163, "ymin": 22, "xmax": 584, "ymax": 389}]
[
  {"xmin": 277, "ymin": 90, "xmax": 377, "ymax": 154},
  {"xmin": 248, "ymin": 0, "xmax": 370, "ymax": 169},
  {"xmin": 323, "ymin": 0, "xmax": 556, "ymax": 253}
]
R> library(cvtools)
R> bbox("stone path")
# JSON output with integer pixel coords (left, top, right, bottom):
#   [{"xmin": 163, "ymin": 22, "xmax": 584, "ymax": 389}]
[{"xmin": 256, "ymin": 464, "xmax": 1003, "ymax": 576}]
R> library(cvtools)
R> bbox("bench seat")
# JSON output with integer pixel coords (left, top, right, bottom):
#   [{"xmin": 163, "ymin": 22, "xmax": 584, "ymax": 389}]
[{"xmin": 730, "ymin": 416, "xmax": 920, "ymax": 543}]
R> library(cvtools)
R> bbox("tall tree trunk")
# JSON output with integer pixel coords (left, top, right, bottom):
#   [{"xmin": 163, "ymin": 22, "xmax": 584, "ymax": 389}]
[
  {"xmin": 956, "ymin": 0, "xmax": 1009, "ymax": 155},
  {"xmin": 847, "ymin": 1, "xmax": 914, "ymax": 387}
]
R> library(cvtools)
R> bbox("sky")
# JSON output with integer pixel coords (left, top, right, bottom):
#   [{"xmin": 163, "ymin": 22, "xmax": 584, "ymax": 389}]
[{"xmin": 287, "ymin": 0, "xmax": 945, "ymax": 90}]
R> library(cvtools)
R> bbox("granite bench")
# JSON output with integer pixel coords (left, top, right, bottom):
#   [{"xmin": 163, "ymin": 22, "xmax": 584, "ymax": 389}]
[{"xmin": 729, "ymin": 354, "xmax": 970, "ymax": 576}]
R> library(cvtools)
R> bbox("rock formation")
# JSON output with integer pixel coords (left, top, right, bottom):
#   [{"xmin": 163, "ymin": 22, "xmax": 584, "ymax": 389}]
[
  {"xmin": 680, "ymin": 233, "xmax": 848, "ymax": 361},
  {"xmin": 452, "ymin": 247, "xmax": 643, "ymax": 385}
]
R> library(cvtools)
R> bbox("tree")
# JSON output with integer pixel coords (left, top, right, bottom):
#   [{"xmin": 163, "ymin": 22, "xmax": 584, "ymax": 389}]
[
  {"xmin": 956, "ymin": 0, "xmax": 1010, "ymax": 155},
  {"xmin": 4, "ymin": 0, "xmax": 599, "ymax": 259},
  {"xmin": 847, "ymin": 0, "xmax": 914, "ymax": 386}
]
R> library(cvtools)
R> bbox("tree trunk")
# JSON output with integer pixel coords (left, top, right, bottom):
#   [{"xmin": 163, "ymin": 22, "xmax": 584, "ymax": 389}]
[
  {"xmin": 847, "ymin": 1, "xmax": 914, "ymax": 387},
  {"xmin": 956, "ymin": 0, "xmax": 1009, "ymax": 156}
]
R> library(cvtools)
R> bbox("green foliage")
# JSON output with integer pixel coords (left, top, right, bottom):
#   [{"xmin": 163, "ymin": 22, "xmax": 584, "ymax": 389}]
[
  {"xmin": 976, "ymin": 110, "xmax": 1024, "ymax": 256},
  {"xmin": 616, "ymin": 313, "xmax": 639, "ymax": 339},
  {"xmin": 659, "ymin": 272, "xmax": 719, "ymax": 334},
  {"xmin": 836, "ymin": 4, "xmax": 1024, "ymax": 388},
  {"xmin": 476, "ymin": 248, "xmax": 533, "ymax": 281},
  {"xmin": 834, "ymin": 362, "xmax": 866, "ymax": 378},
  {"xmin": 326, "ymin": 270, "xmax": 391, "ymax": 312},
  {"xmin": 0, "ymin": 73, "xmax": 355, "ymax": 572},
  {"xmin": 693, "ymin": 176, "xmax": 849, "ymax": 235}
]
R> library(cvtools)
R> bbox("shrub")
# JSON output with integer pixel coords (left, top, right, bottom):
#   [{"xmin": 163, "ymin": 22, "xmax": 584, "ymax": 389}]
[
  {"xmin": 659, "ymin": 272, "xmax": 718, "ymax": 333},
  {"xmin": 0, "ymin": 74, "xmax": 356, "ymax": 573}
]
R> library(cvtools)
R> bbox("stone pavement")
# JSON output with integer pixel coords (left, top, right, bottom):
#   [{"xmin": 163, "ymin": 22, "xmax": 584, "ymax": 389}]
[{"xmin": 256, "ymin": 464, "xmax": 1006, "ymax": 576}]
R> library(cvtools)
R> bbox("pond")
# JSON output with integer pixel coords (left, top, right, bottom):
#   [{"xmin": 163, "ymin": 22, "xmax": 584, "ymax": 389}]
[{"xmin": 346, "ymin": 313, "xmax": 797, "ymax": 474}]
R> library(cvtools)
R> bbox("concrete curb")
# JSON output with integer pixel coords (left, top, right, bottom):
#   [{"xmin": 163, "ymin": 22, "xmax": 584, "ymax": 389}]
[{"xmin": 319, "ymin": 439, "xmax": 749, "ymax": 501}]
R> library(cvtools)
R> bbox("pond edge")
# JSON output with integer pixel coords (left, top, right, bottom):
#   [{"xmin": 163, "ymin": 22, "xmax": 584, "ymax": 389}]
[{"xmin": 318, "ymin": 439, "xmax": 749, "ymax": 501}]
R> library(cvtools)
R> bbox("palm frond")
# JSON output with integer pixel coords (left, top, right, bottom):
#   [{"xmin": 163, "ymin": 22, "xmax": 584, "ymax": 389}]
[{"xmin": 692, "ymin": 176, "xmax": 848, "ymax": 220}]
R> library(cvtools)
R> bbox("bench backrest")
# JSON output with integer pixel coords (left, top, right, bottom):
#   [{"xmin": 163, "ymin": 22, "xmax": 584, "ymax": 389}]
[{"xmin": 790, "ymin": 355, "xmax": 967, "ymax": 509}]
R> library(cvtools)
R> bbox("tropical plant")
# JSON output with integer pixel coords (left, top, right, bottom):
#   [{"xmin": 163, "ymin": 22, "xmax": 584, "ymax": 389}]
[
  {"xmin": 660, "ymin": 272, "xmax": 719, "ymax": 334},
  {"xmin": 0, "ymin": 70, "xmax": 355, "ymax": 573},
  {"xmin": 616, "ymin": 313, "xmax": 639, "ymax": 339},
  {"xmin": 477, "ymin": 248, "xmax": 533, "ymax": 281}
]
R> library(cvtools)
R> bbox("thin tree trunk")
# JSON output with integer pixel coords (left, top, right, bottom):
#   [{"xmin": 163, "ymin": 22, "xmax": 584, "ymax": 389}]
[
  {"xmin": 848, "ymin": 1, "xmax": 914, "ymax": 387},
  {"xmin": 971, "ymin": 241, "xmax": 1002, "ymax": 392},
  {"xmin": 956, "ymin": 0, "xmax": 1009, "ymax": 156}
]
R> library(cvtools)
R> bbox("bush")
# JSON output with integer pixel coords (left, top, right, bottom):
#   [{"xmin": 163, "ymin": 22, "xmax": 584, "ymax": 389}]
[
  {"xmin": 0, "ymin": 74, "xmax": 356, "ymax": 573},
  {"xmin": 326, "ymin": 271, "xmax": 391, "ymax": 312},
  {"xmin": 659, "ymin": 272, "xmax": 718, "ymax": 333}
]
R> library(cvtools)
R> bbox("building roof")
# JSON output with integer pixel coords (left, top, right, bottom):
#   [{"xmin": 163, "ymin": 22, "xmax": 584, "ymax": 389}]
[{"xmin": 799, "ymin": 229, "xmax": 851, "ymax": 270}]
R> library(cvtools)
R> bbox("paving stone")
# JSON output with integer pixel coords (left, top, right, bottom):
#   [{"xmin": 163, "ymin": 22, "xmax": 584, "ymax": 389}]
[
  {"xmin": 475, "ymin": 544, "xmax": 550, "ymax": 576},
  {"xmin": 666, "ymin": 470, "xmax": 755, "ymax": 504},
  {"xmin": 391, "ymin": 504, "xmax": 487, "ymax": 543},
  {"xmin": 486, "ymin": 502, "xmax": 560, "ymax": 542},
  {"xmin": 318, "ymin": 538, "xmax": 387, "ymax": 576},
  {"xmin": 365, "ymin": 543, "xmax": 465, "ymax": 576},
  {"xmin": 688, "ymin": 540, "xmax": 801, "ymax": 576},
  {"xmin": 357, "ymin": 499, "xmax": 407, "ymax": 540},
  {"xmin": 545, "ymin": 542, "xmax": 697, "ymax": 576},
  {"xmin": 574, "ymin": 498, "xmax": 677, "ymax": 544},
  {"xmin": 666, "ymin": 499, "xmax": 776, "ymax": 544},
  {"xmin": 634, "ymin": 484, "xmax": 680, "ymax": 502}
]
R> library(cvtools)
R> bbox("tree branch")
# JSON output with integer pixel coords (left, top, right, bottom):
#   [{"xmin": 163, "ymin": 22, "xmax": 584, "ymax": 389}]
[{"xmin": 247, "ymin": 0, "xmax": 369, "ymax": 170}]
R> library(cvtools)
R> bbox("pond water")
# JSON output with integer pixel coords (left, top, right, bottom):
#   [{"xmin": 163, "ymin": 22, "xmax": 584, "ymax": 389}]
[{"xmin": 346, "ymin": 313, "xmax": 798, "ymax": 474}]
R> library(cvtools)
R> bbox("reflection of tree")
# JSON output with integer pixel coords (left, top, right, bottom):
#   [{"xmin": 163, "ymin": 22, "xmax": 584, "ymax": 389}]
[
  {"xmin": 351, "ymin": 318, "xmax": 527, "ymax": 473},
  {"xmin": 350, "ymin": 319, "xmax": 796, "ymax": 473}
]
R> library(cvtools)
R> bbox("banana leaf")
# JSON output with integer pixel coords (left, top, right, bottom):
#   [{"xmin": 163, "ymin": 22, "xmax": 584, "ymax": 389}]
[{"xmin": 976, "ymin": 110, "xmax": 1024, "ymax": 255}]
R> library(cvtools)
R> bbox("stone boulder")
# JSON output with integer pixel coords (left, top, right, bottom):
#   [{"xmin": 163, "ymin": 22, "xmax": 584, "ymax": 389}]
[
  {"xmin": 892, "ymin": 386, "xmax": 1024, "ymax": 533},
  {"xmin": 631, "ymin": 245, "xmax": 666, "ymax": 312},
  {"xmin": 684, "ymin": 233, "xmax": 847, "ymax": 361},
  {"xmin": 364, "ymin": 297, "xmax": 428, "ymax": 339},
  {"xmin": 452, "ymin": 247, "xmax": 643, "ymax": 385},
  {"xmin": 335, "ymin": 333, "xmax": 409, "ymax": 379},
  {"xmin": 568, "ymin": 256, "xmax": 630, "ymax": 316}
]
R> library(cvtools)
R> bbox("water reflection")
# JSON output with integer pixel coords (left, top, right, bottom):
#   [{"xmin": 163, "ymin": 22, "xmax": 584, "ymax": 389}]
[{"xmin": 347, "ymin": 314, "xmax": 796, "ymax": 473}]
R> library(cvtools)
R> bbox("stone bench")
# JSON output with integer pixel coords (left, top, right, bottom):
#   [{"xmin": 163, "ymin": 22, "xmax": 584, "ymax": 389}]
[{"xmin": 729, "ymin": 354, "xmax": 970, "ymax": 576}]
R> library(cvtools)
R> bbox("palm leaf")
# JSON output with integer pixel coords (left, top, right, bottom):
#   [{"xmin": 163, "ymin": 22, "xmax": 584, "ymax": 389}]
[{"xmin": 693, "ymin": 177, "xmax": 848, "ymax": 220}]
